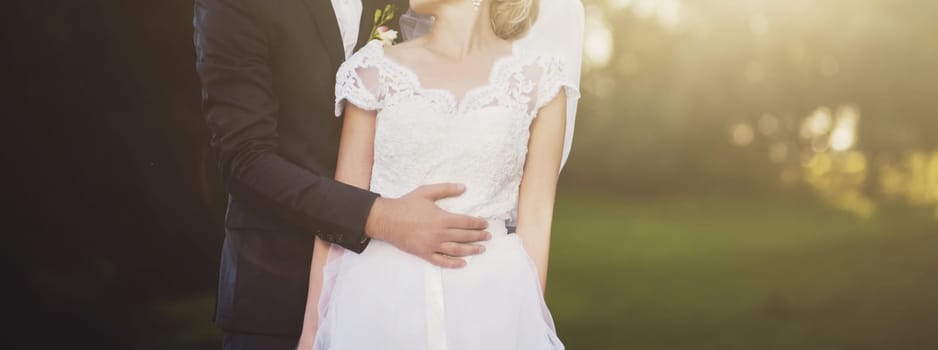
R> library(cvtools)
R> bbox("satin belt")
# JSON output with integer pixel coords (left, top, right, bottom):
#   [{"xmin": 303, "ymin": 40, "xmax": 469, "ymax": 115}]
[
  {"xmin": 424, "ymin": 218, "xmax": 509, "ymax": 349},
  {"xmin": 486, "ymin": 219, "xmax": 510, "ymax": 237}
]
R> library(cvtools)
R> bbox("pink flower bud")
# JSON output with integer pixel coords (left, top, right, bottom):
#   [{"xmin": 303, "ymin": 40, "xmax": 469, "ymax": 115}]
[{"xmin": 377, "ymin": 26, "xmax": 389, "ymax": 33}]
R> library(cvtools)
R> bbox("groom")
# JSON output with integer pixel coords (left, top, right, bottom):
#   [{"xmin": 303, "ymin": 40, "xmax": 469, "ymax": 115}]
[{"xmin": 193, "ymin": 0, "xmax": 491, "ymax": 349}]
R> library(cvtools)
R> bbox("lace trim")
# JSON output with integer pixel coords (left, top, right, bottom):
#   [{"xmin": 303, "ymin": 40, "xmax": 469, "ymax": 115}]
[
  {"xmin": 334, "ymin": 40, "xmax": 575, "ymax": 119},
  {"xmin": 376, "ymin": 43, "xmax": 517, "ymax": 116},
  {"xmin": 532, "ymin": 55, "xmax": 581, "ymax": 117},
  {"xmin": 334, "ymin": 42, "xmax": 386, "ymax": 116}
]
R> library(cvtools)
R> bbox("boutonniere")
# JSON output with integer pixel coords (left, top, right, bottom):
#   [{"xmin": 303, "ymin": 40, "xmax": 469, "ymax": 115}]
[{"xmin": 369, "ymin": 4, "xmax": 399, "ymax": 47}]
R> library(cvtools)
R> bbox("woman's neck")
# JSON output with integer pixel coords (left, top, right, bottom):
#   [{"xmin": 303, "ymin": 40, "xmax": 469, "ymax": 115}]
[{"xmin": 423, "ymin": 3, "xmax": 506, "ymax": 60}]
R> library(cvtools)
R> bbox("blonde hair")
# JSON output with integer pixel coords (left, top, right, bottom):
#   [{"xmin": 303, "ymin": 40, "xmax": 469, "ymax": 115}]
[{"xmin": 489, "ymin": 0, "xmax": 539, "ymax": 41}]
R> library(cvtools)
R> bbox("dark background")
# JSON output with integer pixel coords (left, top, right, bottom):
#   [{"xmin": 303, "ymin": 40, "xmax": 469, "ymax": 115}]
[{"xmin": 8, "ymin": 1, "xmax": 222, "ymax": 348}]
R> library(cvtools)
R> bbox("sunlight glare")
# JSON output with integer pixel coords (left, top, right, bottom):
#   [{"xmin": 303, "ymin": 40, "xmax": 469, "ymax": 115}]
[
  {"xmin": 585, "ymin": 6, "xmax": 614, "ymax": 69},
  {"xmin": 608, "ymin": 0, "xmax": 634, "ymax": 11},
  {"xmin": 829, "ymin": 105, "xmax": 860, "ymax": 152},
  {"xmin": 731, "ymin": 123, "xmax": 755, "ymax": 146},
  {"xmin": 801, "ymin": 107, "xmax": 833, "ymax": 138},
  {"xmin": 618, "ymin": 0, "xmax": 684, "ymax": 29}
]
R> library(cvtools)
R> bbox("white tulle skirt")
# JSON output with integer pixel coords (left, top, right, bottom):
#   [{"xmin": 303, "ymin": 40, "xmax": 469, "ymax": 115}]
[{"xmin": 313, "ymin": 220, "xmax": 564, "ymax": 350}]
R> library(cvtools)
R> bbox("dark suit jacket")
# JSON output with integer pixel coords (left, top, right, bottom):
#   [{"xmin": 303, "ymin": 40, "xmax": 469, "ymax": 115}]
[{"xmin": 193, "ymin": 0, "xmax": 408, "ymax": 336}]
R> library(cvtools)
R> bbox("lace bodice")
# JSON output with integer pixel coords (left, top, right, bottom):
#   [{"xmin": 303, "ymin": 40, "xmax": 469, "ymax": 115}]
[{"xmin": 335, "ymin": 40, "xmax": 577, "ymax": 221}]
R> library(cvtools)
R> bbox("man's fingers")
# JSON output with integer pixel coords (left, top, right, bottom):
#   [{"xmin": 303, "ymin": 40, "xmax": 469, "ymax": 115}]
[
  {"xmin": 427, "ymin": 253, "xmax": 467, "ymax": 269},
  {"xmin": 444, "ymin": 228, "xmax": 491, "ymax": 243},
  {"xmin": 414, "ymin": 183, "xmax": 466, "ymax": 201},
  {"xmin": 444, "ymin": 213, "xmax": 489, "ymax": 230},
  {"xmin": 437, "ymin": 242, "xmax": 485, "ymax": 257}
]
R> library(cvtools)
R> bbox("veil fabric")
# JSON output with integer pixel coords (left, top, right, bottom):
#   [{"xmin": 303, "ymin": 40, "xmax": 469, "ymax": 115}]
[
  {"xmin": 399, "ymin": 0, "xmax": 585, "ymax": 168},
  {"xmin": 515, "ymin": 0, "xmax": 584, "ymax": 168}
]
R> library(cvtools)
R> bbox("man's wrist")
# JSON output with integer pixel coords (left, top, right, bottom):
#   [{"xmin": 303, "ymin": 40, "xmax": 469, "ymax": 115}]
[{"xmin": 364, "ymin": 197, "xmax": 388, "ymax": 241}]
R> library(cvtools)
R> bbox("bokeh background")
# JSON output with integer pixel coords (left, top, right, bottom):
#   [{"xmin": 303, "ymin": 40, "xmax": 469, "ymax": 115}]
[{"xmin": 7, "ymin": 0, "xmax": 937, "ymax": 349}]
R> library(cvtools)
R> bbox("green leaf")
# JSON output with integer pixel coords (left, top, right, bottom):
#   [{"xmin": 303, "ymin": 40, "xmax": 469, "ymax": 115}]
[
  {"xmin": 373, "ymin": 8, "xmax": 381, "ymax": 24},
  {"xmin": 379, "ymin": 4, "xmax": 396, "ymax": 24},
  {"xmin": 385, "ymin": 8, "xmax": 396, "ymax": 22}
]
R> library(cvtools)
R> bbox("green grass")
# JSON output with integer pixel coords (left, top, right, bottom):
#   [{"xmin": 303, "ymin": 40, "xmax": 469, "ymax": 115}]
[
  {"xmin": 144, "ymin": 193, "xmax": 938, "ymax": 349},
  {"xmin": 135, "ymin": 296, "xmax": 222, "ymax": 350},
  {"xmin": 547, "ymin": 192, "xmax": 938, "ymax": 350}
]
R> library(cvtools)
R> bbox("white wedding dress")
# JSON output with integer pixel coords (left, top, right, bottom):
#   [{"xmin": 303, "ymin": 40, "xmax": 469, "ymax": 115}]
[{"xmin": 313, "ymin": 40, "xmax": 578, "ymax": 350}]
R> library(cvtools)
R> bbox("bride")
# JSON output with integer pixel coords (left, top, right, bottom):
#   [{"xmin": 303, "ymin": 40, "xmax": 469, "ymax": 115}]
[{"xmin": 297, "ymin": 0, "xmax": 582, "ymax": 348}]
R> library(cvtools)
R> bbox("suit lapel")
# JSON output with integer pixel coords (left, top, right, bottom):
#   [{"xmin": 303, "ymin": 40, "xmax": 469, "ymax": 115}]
[
  {"xmin": 302, "ymin": 0, "xmax": 345, "ymax": 66},
  {"xmin": 355, "ymin": 0, "xmax": 379, "ymax": 52}
]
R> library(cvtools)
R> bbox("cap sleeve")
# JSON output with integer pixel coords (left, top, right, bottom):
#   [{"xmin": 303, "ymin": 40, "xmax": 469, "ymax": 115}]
[
  {"xmin": 533, "ymin": 55, "xmax": 581, "ymax": 114},
  {"xmin": 334, "ymin": 43, "xmax": 386, "ymax": 116}
]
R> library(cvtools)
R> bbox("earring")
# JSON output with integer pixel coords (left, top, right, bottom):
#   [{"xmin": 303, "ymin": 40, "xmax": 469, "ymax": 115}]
[{"xmin": 472, "ymin": 0, "xmax": 482, "ymax": 11}]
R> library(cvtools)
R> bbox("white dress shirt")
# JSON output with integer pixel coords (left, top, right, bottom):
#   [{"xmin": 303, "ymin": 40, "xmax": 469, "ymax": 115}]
[{"xmin": 331, "ymin": 0, "xmax": 363, "ymax": 59}]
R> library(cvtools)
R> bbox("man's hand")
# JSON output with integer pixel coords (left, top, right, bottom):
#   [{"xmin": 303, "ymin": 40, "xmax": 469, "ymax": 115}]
[{"xmin": 365, "ymin": 183, "xmax": 491, "ymax": 268}]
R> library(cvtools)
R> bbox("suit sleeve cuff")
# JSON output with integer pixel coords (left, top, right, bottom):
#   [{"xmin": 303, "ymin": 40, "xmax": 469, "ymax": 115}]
[{"xmin": 317, "ymin": 182, "xmax": 379, "ymax": 254}]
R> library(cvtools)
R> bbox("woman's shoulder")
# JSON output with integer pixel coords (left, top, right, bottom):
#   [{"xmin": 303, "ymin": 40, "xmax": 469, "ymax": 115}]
[
  {"xmin": 383, "ymin": 36, "xmax": 426, "ymax": 55},
  {"xmin": 511, "ymin": 45, "xmax": 565, "ymax": 71},
  {"xmin": 340, "ymin": 39, "xmax": 427, "ymax": 77},
  {"xmin": 340, "ymin": 40, "xmax": 387, "ymax": 70},
  {"xmin": 381, "ymin": 38, "xmax": 437, "ymax": 71}
]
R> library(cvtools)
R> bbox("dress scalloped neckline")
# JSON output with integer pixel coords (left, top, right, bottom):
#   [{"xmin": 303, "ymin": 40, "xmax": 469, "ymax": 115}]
[{"xmin": 366, "ymin": 40, "xmax": 525, "ymax": 115}]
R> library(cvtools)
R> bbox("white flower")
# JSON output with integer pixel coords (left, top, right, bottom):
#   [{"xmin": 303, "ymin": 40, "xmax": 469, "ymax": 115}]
[{"xmin": 376, "ymin": 26, "xmax": 398, "ymax": 47}]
